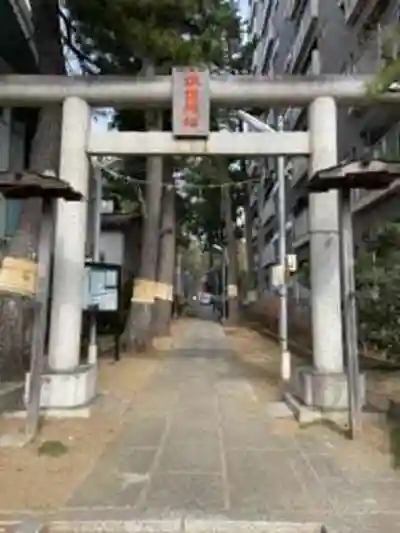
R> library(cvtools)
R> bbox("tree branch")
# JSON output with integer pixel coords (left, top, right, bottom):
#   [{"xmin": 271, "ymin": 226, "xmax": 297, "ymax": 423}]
[{"xmin": 58, "ymin": 8, "xmax": 99, "ymax": 74}]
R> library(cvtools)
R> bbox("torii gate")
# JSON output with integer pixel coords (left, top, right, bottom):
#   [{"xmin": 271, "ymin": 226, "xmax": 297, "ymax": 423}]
[{"xmin": 0, "ymin": 69, "xmax": 397, "ymax": 413}]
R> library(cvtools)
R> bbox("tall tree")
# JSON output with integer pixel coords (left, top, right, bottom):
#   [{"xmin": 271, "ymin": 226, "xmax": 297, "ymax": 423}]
[
  {"xmin": 66, "ymin": 0, "xmax": 242, "ymax": 348},
  {"xmin": 0, "ymin": 0, "xmax": 65, "ymax": 380},
  {"xmin": 221, "ymin": 183, "xmax": 239, "ymax": 324},
  {"xmin": 153, "ymin": 159, "xmax": 176, "ymax": 336}
]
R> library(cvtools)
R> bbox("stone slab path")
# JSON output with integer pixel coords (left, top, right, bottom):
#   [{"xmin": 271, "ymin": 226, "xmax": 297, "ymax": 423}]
[{"xmin": 63, "ymin": 319, "xmax": 400, "ymax": 532}]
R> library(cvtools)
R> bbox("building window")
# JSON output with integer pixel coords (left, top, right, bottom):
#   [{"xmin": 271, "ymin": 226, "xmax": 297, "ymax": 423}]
[{"xmin": 5, "ymin": 199, "xmax": 22, "ymax": 237}]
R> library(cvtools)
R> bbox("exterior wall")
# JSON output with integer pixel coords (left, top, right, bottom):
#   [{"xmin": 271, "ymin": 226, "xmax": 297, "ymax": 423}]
[
  {"xmin": 0, "ymin": 0, "xmax": 38, "ymax": 245},
  {"xmin": 99, "ymin": 231, "xmax": 124, "ymax": 266},
  {"xmin": 0, "ymin": 109, "xmax": 12, "ymax": 240},
  {"xmin": 0, "ymin": 109, "xmax": 27, "ymax": 242},
  {"xmin": 98, "ymin": 211, "xmax": 142, "ymax": 286},
  {"xmin": 249, "ymin": 0, "xmax": 400, "ymax": 278},
  {"xmin": 122, "ymin": 219, "xmax": 142, "ymax": 282}
]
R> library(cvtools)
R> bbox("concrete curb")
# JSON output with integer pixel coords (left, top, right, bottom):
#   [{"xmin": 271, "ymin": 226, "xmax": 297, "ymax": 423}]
[{"xmin": 15, "ymin": 519, "xmax": 326, "ymax": 533}]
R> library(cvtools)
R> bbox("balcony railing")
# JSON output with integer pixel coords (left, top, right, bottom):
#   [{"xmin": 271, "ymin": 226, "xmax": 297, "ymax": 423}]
[{"xmin": 290, "ymin": 0, "xmax": 319, "ymax": 72}]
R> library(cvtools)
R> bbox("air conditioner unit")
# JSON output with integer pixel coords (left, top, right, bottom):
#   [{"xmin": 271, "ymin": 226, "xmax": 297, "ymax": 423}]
[{"xmin": 271, "ymin": 264, "xmax": 285, "ymax": 288}]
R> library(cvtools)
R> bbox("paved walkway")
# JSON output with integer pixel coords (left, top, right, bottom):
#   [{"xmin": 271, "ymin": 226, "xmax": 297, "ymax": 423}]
[{"xmin": 66, "ymin": 319, "xmax": 400, "ymax": 532}]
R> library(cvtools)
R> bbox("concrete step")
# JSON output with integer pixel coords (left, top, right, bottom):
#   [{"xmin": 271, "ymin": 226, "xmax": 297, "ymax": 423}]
[{"xmin": 7, "ymin": 519, "xmax": 327, "ymax": 533}]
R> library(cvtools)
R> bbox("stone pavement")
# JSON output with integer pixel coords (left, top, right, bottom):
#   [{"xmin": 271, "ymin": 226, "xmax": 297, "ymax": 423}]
[{"xmin": 64, "ymin": 318, "xmax": 400, "ymax": 532}]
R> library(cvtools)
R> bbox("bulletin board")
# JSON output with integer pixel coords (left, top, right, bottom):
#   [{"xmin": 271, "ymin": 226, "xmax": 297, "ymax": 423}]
[{"xmin": 83, "ymin": 261, "xmax": 121, "ymax": 312}]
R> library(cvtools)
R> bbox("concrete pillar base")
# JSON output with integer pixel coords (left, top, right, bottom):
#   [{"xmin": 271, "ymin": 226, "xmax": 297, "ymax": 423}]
[
  {"xmin": 24, "ymin": 364, "xmax": 97, "ymax": 409},
  {"xmin": 291, "ymin": 365, "xmax": 366, "ymax": 411}
]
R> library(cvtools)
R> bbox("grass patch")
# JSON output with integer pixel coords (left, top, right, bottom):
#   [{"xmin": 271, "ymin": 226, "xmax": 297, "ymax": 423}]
[
  {"xmin": 37, "ymin": 440, "xmax": 69, "ymax": 457},
  {"xmin": 390, "ymin": 426, "xmax": 400, "ymax": 469}
]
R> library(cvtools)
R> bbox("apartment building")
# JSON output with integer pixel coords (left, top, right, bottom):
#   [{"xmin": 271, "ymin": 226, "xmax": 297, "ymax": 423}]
[
  {"xmin": 247, "ymin": 0, "xmax": 400, "ymax": 289},
  {"xmin": 0, "ymin": 0, "xmax": 38, "ymax": 241}
]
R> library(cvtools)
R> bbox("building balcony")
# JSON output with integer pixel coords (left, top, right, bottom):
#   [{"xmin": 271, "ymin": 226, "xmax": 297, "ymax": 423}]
[
  {"xmin": 287, "ymin": 0, "xmax": 308, "ymax": 20},
  {"xmin": 283, "ymin": 107, "xmax": 303, "ymax": 131},
  {"xmin": 292, "ymin": 207, "xmax": 309, "ymax": 249},
  {"xmin": 290, "ymin": 0, "xmax": 319, "ymax": 73},
  {"xmin": 347, "ymin": 29, "xmax": 383, "ymax": 76},
  {"xmin": 283, "ymin": 51, "xmax": 319, "ymax": 130},
  {"xmin": 259, "ymin": 25, "xmax": 276, "ymax": 74},
  {"xmin": 260, "ymin": 194, "xmax": 276, "ymax": 226},
  {"xmin": 342, "ymin": 0, "xmax": 382, "ymax": 26},
  {"xmin": 0, "ymin": 0, "xmax": 37, "ymax": 73},
  {"xmin": 351, "ymin": 179, "xmax": 400, "ymax": 215},
  {"xmin": 289, "ymin": 156, "xmax": 309, "ymax": 188},
  {"xmin": 250, "ymin": 178, "xmax": 261, "ymax": 207},
  {"xmin": 250, "ymin": 188, "xmax": 258, "ymax": 208},
  {"xmin": 351, "ymin": 123, "xmax": 400, "ymax": 212},
  {"xmin": 247, "ymin": 160, "xmax": 259, "ymax": 176},
  {"xmin": 342, "ymin": 0, "xmax": 364, "ymax": 24},
  {"xmin": 261, "ymin": 240, "xmax": 276, "ymax": 268}
]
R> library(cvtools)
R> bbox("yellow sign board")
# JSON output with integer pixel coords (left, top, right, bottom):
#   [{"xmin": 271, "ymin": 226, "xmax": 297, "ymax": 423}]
[{"xmin": 0, "ymin": 256, "xmax": 38, "ymax": 297}]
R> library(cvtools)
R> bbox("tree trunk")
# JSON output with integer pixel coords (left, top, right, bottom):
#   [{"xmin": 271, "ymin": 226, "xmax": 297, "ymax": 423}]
[
  {"xmin": 124, "ymin": 109, "xmax": 163, "ymax": 351},
  {"xmin": 244, "ymin": 182, "xmax": 256, "ymax": 302},
  {"xmin": 222, "ymin": 187, "xmax": 239, "ymax": 325},
  {"xmin": 0, "ymin": 0, "xmax": 64, "ymax": 381},
  {"xmin": 208, "ymin": 251, "xmax": 213, "ymax": 269},
  {"xmin": 152, "ymin": 159, "xmax": 175, "ymax": 337},
  {"xmin": 173, "ymin": 247, "xmax": 184, "ymax": 317},
  {"xmin": 256, "ymin": 179, "xmax": 265, "ymax": 296}
]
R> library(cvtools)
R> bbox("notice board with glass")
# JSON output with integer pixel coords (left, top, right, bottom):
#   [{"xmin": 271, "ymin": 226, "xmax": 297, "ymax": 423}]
[{"xmin": 83, "ymin": 262, "xmax": 121, "ymax": 312}]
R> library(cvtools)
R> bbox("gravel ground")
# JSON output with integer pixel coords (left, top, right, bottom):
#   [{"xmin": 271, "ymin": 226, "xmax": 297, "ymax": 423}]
[{"xmin": 0, "ymin": 352, "xmax": 161, "ymax": 512}]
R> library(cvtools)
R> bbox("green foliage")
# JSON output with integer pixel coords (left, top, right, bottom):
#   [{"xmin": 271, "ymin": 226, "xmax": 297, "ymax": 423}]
[
  {"xmin": 356, "ymin": 222, "xmax": 400, "ymax": 360},
  {"xmin": 180, "ymin": 157, "xmax": 249, "ymax": 249},
  {"xmin": 64, "ymin": 0, "xmax": 255, "ymax": 254},
  {"xmin": 65, "ymin": 0, "xmax": 242, "ymax": 74},
  {"xmin": 368, "ymin": 23, "xmax": 400, "ymax": 95}
]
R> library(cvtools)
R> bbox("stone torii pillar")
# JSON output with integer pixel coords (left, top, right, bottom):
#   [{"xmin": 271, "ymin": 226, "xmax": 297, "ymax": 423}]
[
  {"xmin": 294, "ymin": 96, "xmax": 346, "ymax": 411},
  {"xmin": 46, "ymin": 96, "xmax": 96, "ymax": 409}
]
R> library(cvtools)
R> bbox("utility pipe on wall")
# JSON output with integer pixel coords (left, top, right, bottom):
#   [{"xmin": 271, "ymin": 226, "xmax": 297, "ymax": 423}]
[{"xmin": 238, "ymin": 109, "xmax": 291, "ymax": 381}]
